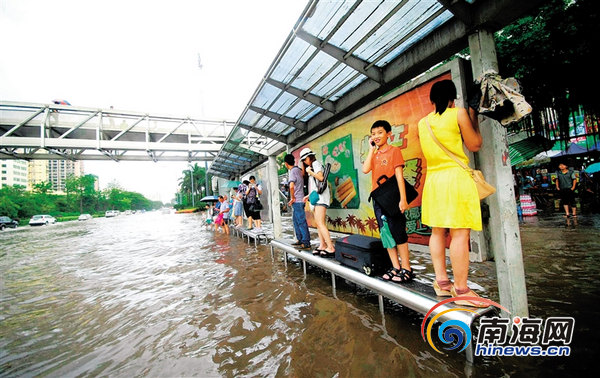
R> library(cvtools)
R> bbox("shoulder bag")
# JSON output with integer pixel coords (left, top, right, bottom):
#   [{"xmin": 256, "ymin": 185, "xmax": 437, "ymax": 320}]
[
  {"xmin": 369, "ymin": 175, "xmax": 418, "ymax": 217},
  {"xmin": 425, "ymin": 118, "xmax": 495, "ymax": 200},
  {"xmin": 317, "ymin": 162, "xmax": 331, "ymax": 194}
]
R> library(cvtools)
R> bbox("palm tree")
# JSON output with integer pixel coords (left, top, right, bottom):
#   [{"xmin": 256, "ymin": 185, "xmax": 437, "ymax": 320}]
[{"xmin": 178, "ymin": 164, "xmax": 209, "ymax": 206}]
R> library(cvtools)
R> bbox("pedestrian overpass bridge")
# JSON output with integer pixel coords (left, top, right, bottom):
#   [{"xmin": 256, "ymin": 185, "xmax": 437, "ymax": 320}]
[{"xmin": 0, "ymin": 101, "xmax": 268, "ymax": 165}]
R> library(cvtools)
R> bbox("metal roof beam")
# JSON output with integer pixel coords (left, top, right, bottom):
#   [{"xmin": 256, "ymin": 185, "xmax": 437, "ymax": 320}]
[
  {"xmin": 237, "ymin": 122, "xmax": 287, "ymax": 143},
  {"xmin": 248, "ymin": 106, "xmax": 307, "ymax": 131},
  {"xmin": 296, "ymin": 29, "xmax": 383, "ymax": 84},
  {"xmin": 266, "ymin": 79, "xmax": 335, "ymax": 114}
]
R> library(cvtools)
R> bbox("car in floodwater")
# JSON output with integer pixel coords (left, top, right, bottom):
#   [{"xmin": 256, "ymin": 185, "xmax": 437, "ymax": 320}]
[
  {"xmin": 29, "ymin": 214, "xmax": 57, "ymax": 226},
  {"xmin": 0, "ymin": 216, "xmax": 19, "ymax": 230},
  {"xmin": 78, "ymin": 213, "xmax": 93, "ymax": 221},
  {"xmin": 105, "ymin": 210, "xmax": 119, "ymax": 218}
]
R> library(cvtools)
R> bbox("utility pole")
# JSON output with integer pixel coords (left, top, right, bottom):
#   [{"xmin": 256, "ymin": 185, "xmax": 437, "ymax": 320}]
[{"xmin": 189, "ymin": 166, "xmax": 195, "ymax": 208}]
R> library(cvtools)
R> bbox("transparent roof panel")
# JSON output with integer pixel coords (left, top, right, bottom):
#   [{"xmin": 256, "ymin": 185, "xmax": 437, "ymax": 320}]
[
  {"xmin": 209, "ymin": 0, "xmax": 491, "ymax": 178},
  {"xmin": 302, "ymin": 0, "xmax": 358, "ymax": 40},
  {"xmin": 271, "ymin": 39, "xmax": 316, "ymax": 84}
]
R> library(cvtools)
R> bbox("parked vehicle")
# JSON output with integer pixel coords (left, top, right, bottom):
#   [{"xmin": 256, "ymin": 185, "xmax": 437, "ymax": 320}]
[
  {"xmin": 78, "ymin": 213, "xmax": 93, "ymax": 221},
  {"xmin": 29, "ymin": 214, "xmax": 57, "ymax": 226},
  {"xmin": 0, "ymin": 216, "xmax": 19, "ymax": 230},
  {"xmin": 105, "ymin": 210, "xmax": 119, "ymax": 218}
]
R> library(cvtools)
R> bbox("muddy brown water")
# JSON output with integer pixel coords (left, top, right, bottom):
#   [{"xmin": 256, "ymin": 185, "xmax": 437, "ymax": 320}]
[{"xmin": 1, "ymin": 211, "xmax": 599, "ymax": 377}]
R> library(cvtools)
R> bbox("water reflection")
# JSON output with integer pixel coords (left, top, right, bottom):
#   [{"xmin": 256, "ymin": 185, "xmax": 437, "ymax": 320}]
[{"xmin": 1, "ymin": 211, "xmax": 599, "ymax": 376}]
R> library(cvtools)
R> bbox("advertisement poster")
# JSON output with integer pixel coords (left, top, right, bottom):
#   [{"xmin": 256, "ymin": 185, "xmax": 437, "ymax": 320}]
[
  {"xmin": 293, "ymin": 72, "xmax": 452, "ymax": 246},
  {"xmin": 322, "ymin": 134, "xmax": 360, "ymax": 209}
]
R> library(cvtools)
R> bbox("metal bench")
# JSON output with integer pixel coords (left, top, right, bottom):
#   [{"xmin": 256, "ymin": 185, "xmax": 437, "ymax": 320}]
[
  {"xmin": 232, "ymin": 226, "xmax": 271, "ymax": 246},
  {"xmin": 270, "ymin": 238, "xmax": 496, "ymax": 362}
]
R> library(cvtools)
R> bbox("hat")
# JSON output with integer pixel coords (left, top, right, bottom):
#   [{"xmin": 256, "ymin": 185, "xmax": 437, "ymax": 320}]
[{"xmin": 299, "ymin": 148, "xmax": 315, "ymax": 161}]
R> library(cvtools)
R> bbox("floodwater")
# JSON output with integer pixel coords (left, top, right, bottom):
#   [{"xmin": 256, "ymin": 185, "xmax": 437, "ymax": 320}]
[{"xmin": 1, "ymin": 211, "xmax": 599, "ymax": 377}]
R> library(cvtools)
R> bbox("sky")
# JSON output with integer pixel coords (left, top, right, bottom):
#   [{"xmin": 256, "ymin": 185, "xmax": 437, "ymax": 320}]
[{"xmin": 0, "ymin": 0, "xmax": 308, "ymax": 202}]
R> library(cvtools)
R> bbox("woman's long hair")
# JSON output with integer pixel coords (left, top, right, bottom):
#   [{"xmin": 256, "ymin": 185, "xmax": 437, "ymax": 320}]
[{"xmin": 430, "ymin": 80, "xmax": 457, "ymax": 115}]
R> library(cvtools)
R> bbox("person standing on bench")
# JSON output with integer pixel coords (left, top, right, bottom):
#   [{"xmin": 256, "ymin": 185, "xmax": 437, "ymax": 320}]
[
  {"xmin": 284, "ymin": 154, "xmax": 311, "ymax": 250},
  {"xmin": 417, "ymin": 79, "xmax": 486, "ymax": 307},
  {"xmin": 245, "ymin": 176, "xmax": 263, "ymax": 230},
  {"xmin": 300, "ymin": 148, "xmax": 335, "ymax": 257},
  {"xmin": 362, "ymin": 120, "xmax": 414, "ymax": 283}
]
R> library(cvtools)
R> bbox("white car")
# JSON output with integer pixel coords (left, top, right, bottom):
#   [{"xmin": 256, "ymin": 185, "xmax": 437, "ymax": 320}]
[
  {"xmin": 78, "ymin": 213, "xmax": 93, "ymax": 221},
  {"xmin": 29, "ymin": 214, "xmax": 57, "ymax": 226},
  {"xmin": 105, "ymin": 210, "xmax": 119, "ymax": 218}
]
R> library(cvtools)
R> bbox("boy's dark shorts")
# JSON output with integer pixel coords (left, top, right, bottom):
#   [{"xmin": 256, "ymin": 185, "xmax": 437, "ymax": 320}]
[
  {"xmin": 372, "ymin": 201, "xmax": 408, "ymax": 245},
  {"xmin": 559, "ymin": 188, "xmax": 576, "ymax": 206}
]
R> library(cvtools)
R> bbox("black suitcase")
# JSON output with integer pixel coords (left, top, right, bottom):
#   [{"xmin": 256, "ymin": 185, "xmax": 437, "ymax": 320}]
[{"xmin": 334, "ymin": 234, "xmax": 392, "ymax": 276}]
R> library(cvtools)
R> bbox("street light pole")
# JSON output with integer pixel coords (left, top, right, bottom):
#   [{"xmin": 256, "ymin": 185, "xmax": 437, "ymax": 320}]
[{"xmin": 189, "ymin": 167, "xmax": 195, "ymax": 208}]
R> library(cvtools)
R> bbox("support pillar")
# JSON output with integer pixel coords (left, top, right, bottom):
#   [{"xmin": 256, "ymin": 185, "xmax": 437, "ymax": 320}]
[
  {"xmin": 468, "ymin": 29, "xmax": 528, "ymax": 317},
  {"xmin": 268, "ymin": 155, "xmax": 282, "ymax": 238}
]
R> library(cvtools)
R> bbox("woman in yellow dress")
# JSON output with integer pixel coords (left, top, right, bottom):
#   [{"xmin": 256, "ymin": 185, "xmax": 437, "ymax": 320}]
[{"xmin": 417, "ymin": 79, "xmax": 487, "ymax": 307}]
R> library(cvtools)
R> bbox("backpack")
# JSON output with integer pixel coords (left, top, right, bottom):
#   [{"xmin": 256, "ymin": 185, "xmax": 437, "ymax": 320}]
[{"xmin": 317, "ymin": 162, "xmax": 331, "ymax": 194}]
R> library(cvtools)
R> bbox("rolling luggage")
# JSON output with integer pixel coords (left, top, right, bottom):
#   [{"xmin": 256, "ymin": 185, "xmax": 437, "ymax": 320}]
[{"xmin": 334, "ymin": 234, "xmax": 392, "ymax": 276}]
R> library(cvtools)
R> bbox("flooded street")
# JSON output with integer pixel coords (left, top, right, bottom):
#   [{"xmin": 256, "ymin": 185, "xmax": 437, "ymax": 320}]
[{"xmin": 1, "ymin": 211, "xmax": 599, "ymax": 377}]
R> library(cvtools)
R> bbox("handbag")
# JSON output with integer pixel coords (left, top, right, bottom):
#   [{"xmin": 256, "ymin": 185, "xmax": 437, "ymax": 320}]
[
  {"xmin": 425, "ymin": 118, "xmax": 496, "ymax": 200},
  {"xmin": 309, "ymin": 190, "xmax": 320, "ymax": 206},
  {"xmin": 317, "ymin": 163, "xmax": 331, "ymax": 194},
  {"xmin": 369, "ymin": 175, "xmax": 418, "ymax": 217},
  {"xmin": 249, "ymin": 200, "xmax": 263, "ymax": 212}
]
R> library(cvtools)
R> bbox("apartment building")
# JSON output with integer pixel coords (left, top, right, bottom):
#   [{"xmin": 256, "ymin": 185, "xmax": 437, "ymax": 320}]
[
  {"xmin": 0, "ymin": 159, "xmax": 29, "ymax": 188},
  {"xmin": 47, "ymin": 160, "xmax": 84, "ymax": 193}
]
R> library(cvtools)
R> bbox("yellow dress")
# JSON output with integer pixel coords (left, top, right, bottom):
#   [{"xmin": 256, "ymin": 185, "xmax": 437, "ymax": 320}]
[{"xmin": 417, "ymin": 108, "xmax": 482, "ymax": 231}]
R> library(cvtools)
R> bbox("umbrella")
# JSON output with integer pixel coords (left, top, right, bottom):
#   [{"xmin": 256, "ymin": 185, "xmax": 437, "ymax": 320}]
[
  {"xmin": 584, "ymin": 162, "xmax": 600, "ymax": 174},
  {"xmin": 225, "ymin": 180, "xmax": 241, "ymax": 188},
  {"xmin": 199, "ymin": 195, "xmax": 220, "ymax": 202},
  {"xmin": 380, "ymin": 215, "xmax": 396, "ymax": 249}
]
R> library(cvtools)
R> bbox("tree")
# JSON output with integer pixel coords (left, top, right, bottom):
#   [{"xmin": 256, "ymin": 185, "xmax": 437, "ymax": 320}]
[
  {"xmin": 495, "ymin": 0, "xmax": 600, "ymax": 139},
  {"xmin": 177, "ymin": 164, "xmax": 210, "ymax": 207},
  {"xmin": 32, "ymin": 181, "xmax": 53, "ymax": 194}
]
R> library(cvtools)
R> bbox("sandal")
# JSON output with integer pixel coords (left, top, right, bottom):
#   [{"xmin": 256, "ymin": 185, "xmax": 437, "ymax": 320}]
[
  {"xmin": 382, "ymin": 268, "xmax": 400, "ymax": 281},
  {"xmin": 391, "ymin": 268, "xmax": 415, "ymax": 283},
  {"xmin": 433, "ymin": 280, "xmax": 452, "ymax": 297},
  {"xmin": 319, "ymin": 250, "xmax": 335, "ymax": 258},
  {"xmin": 451, "ymin": 286, "xmax": 489, "ymax": 308},
  {"xmin": 312, "ymin": 248, "xmax": 324, "ymax": 256}
]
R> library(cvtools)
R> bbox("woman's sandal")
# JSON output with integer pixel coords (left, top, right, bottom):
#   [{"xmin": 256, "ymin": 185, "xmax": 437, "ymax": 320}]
[
  {"xmin": 391, "ymin": 268, "xmax": 415, "ymax": 283},
  {"xmin": 433, "ymin": 280, "xmax": 453, "ymax": 297},
  {"xmin": 319, "ymin": 250, "xmax": 335, "ymax": 258},
  {"xmin": 451, "ymin": 286, "xmax": 489, "ymax": 308},
  {"xmin": 382, "ymin": 268, "xmax": 400, "ymax": 281},
  {"xmin": 312, "ymin": 248, "xmax": 324, "ymax": 256}
]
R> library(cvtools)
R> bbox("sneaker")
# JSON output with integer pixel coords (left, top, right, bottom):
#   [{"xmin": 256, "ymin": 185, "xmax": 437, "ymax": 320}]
[
  {"xmin": 291, "ymin": 241, "xmax": 303, "ymax": 246},
  {"xmin": 298, "ymin": 244, "xmax": 312, "ymax": 250}
]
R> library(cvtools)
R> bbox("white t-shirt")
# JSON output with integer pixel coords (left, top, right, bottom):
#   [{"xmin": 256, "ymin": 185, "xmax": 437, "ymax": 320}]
[{"xmin": 308, "ymin": 160, "xmax": 331, "ymax": 206}]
